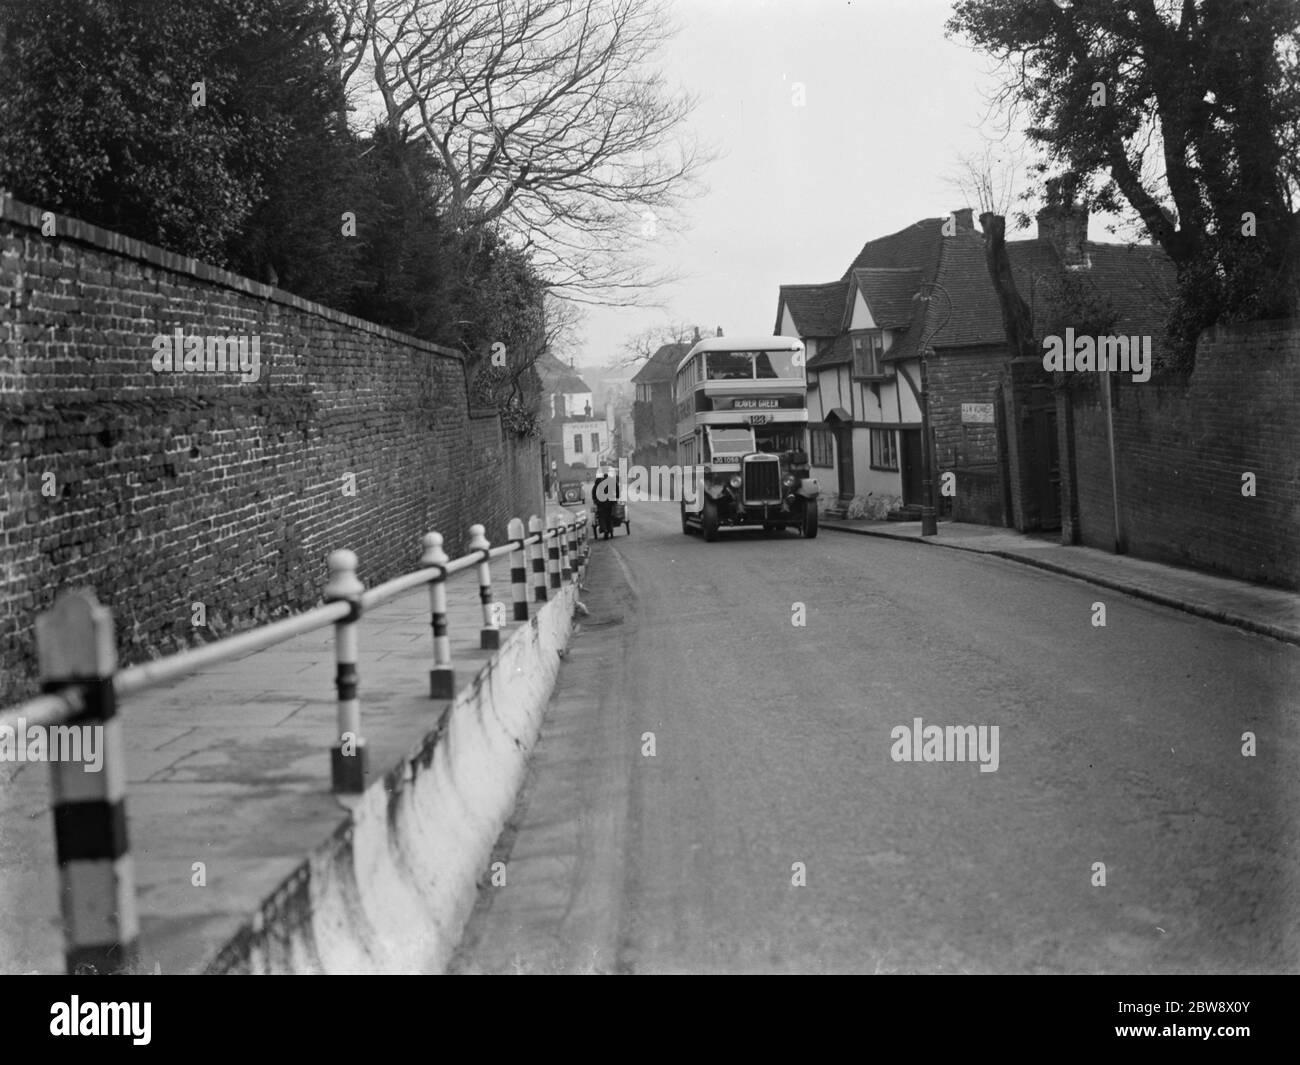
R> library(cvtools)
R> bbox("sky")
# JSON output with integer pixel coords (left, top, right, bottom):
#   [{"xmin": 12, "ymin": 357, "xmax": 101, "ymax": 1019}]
[{"xmin": 576, "ymin": 0, "xmax": 1026, "ymax": 374}]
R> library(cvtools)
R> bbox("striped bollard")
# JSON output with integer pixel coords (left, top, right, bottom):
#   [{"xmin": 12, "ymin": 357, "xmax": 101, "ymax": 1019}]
[
  {"xmin": 529, "ymin": 515, "xmax": 547, "ymax": 602},
  {"xmin": 469, "ymin": 524, "xmax": 500, "ymax": 650},
  {"xmin": 36, "ymin": 589, "xmax": 139, "ymax": 974},
  {"xmin": 547, "ymin": 520, "xmax": 562, "ymax": 590},
  {"xmin": 324, "ymin": 549, "xmax": 367, "ymax": 794},
  {"xmin": 559, "ymin": 519, "xmax": 572, "ymax": 582},
  {"xmin": 567, "ymin": 520, "xmax": 579, "ymax": 580},
  {"xmin": 508, "ymin": 518, "xmax": 529, "ymax": 622},
  {"xmin": 422, "ymin": 532, "xmax": 454, "ymax": 699}
]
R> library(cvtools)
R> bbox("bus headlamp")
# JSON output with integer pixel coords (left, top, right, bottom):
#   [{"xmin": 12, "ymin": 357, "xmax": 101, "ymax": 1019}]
[
  {"xmin": 782, "ymin": 475, "xmax": 796, "ymax": 488},
  {"xmin": 729, "ymin": 475, "xmax": 742, "ymax": 489}
]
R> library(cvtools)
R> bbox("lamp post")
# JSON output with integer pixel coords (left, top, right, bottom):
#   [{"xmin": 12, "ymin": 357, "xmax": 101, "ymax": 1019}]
[
  {"xmin": 918, "ymin": 349, "xmax": 939, "ymax": 536},
  {"xmin": 911, "ymin": 282, "xmax": 951, "ymax": 537}
]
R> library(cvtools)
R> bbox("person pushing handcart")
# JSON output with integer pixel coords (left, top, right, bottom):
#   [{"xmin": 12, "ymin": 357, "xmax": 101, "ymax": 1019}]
[{"xmin": 592, "ymin": 465, "xmax": 629, "ymax": 538}]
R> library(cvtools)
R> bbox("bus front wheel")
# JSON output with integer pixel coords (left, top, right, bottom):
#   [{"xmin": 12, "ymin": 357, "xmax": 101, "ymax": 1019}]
[
  {"xmin": 801, "ymin": 502, "xmax": 819, "ymax": 539},
  {"xmin": 701, "ymin": 499, "xmax": 720, "ymax": 542}
]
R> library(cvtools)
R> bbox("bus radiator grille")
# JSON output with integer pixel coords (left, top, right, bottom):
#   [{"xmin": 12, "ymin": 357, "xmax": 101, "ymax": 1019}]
[{"xmin": 743, "ymin": 457, "xmax": 782, "ymax": 505}]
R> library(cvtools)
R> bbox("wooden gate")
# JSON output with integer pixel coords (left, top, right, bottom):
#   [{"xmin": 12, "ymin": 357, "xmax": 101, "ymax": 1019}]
[{"xmin": 1025, "ymin": 384, "xmax": 1061, "ymax": 529}]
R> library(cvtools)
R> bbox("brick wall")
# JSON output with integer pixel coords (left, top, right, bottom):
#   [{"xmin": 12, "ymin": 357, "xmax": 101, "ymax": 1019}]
[
  {"xmin": 1060, "ymin": 318, "xmax": 1300, "ymax": 588},
  {"xmin": 952, "ymin": 464, "xmax": 1006, "ymax": 525},
  {"xmin": 0, "ymin": 196, "xmax": 542, "ymax": 702},
  {"xmin": 927, "ymin": 344, "xmax": 1004, "ymax": 473}
]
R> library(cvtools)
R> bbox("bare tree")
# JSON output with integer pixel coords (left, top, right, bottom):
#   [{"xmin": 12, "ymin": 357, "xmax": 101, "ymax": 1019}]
[
  {"xmin": 617, "ymin": 320, "xmax": 700, "ymax": 370},
  {"xmin": 330, "ymin": 0, "xmax": 713, "ymax": 304},
  {"xmin": 469, "ymin": 289, "xmax": 585, "ymax": 403},
  {"xmin": 944, "ymin": 140, "xmax": 1028, "ymax": 224}
]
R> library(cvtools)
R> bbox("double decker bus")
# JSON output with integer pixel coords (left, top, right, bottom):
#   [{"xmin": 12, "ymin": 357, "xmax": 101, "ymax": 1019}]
[{"xmin": 674, "ymin": 335, "xmax": 820, "ymax": 541}]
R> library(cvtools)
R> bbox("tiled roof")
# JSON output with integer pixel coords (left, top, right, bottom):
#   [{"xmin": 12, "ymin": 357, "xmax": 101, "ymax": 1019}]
[
  {"xmin": 851, "ymin": 267, "xmax": 923, "ymax": 329},
  {"xmin": 842, "ymin": 218, "xmax": 946, "ymax": 364},
  {"xmin": 776, "ymin": 281, "xmax": 848, "ymax": 337},
  {"xmin": 843, "ymin": 218, "xmax": 947, "ymax": 277},
  {"xmin": 1068, "ymin": 242, "xmax": 1176, "ymax": 354},
  {"xmin": 883, "ymin": 230, "xmax": 1175, "ymax": 363},
  {"xmin": 534, "ymin": 351, "xmax": 573, "ymax": 380},
  {"xmin": 789, "ymin": 215, "xmax": 1175, "ymax": 369},
  {"xmin": 554, "ymin": 373, "xmax": 591, "ymax": 394},
  {"xmin": 807, "ymin": 332, "xmax": 851, "ymax": 369},
  {"xmin": 890, "ymin": 230, "xmax": 1014, "ymax": 354},
  {"xmin": 631, "ymin": 341, "xmax": 690, "ymax": 385}
]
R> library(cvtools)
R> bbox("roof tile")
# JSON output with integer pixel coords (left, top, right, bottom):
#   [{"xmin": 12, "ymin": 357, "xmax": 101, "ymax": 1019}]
[{"xmin": 777, "ymin": 282, "xmax": 848, "ymax": 337}]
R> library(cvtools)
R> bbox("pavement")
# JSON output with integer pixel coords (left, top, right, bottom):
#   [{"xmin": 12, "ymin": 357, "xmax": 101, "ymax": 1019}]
[
  {"xmin": 822, "ymin": 518, "xmax": 1300, "ymax": 646},
  {"xmin": 0, "ymin": 511, "xmax": 584, "ymax": 975}
]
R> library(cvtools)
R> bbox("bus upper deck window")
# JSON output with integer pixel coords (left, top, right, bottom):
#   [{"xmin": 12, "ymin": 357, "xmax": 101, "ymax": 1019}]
[
  {"xmin": 706, "ymin": 352, "xmax": 753, "ymax": 380},
  {"xmin": 755, "ymin": 353, "xmax": 777, "ymax": 379},
  {"xmin": 761, "ymin": 350, "xmax": 800, "ymax": 378}
]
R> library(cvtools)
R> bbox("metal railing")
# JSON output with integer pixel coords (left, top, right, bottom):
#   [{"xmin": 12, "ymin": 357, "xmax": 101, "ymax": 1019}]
[{"xmin": 0, "ymin": 510, "xmax": 589, "ymax": 974}]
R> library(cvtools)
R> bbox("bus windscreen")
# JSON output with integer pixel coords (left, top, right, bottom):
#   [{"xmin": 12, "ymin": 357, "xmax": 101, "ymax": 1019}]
[{"xmin": 707, "ymin": 427, "xmax": 755, "ymax": 461}]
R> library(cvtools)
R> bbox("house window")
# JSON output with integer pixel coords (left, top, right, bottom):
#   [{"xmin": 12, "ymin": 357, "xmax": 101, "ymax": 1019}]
[
  {"xmin": 852, "ymin": 332, "xmax": 885, "ymax": 377},
  {"xmin": 636, "ymin": 384, "xmax": 651, "ymax": 402},
  {"xmin": 574, "ymin": 434, "xmax": 583, "ymax": 454},
  {"xmin": 810, "ymin": 429, "xmax": 834, "ymax": 468},
  {"xmin": 870, "ymin": 429, "xmax": 898, "ymax": 470},
  {"xmin": 590, "ymin": 432, "xmax": 600, "ymax": 451}
]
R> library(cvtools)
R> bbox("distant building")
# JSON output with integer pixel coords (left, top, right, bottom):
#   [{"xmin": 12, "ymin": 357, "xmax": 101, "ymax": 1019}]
[
  {"xmin": 631, "ymin": 327, "xmax": 723, "ymax": 465},
  {"xmin": 631, "ymin": 342, "xmax": 685, "ymax": 452},
  {"xmin": 534, "ymin": 353, "xmax": 614, "ymax": 477}
]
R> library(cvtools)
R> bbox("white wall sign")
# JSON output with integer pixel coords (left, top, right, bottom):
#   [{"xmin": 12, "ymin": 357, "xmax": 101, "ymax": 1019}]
[{"xmin": 961, "ymin": 402, "xmax": 995, "ymax": 424}]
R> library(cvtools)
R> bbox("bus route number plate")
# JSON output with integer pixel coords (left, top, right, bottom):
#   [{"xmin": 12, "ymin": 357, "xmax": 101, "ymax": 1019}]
[{"xmin": 747, "ymin": 414, "xmax": 772, "ymax": 425}]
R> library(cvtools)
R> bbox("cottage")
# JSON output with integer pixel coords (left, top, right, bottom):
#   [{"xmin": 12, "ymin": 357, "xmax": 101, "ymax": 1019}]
[{"xmin": 776, "ymin": 203, "xmax": 1173, "ymax": 528}]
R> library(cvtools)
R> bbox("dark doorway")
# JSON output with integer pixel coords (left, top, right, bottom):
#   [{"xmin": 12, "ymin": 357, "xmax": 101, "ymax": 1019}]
[
  {"xmin": 900, "ymin": 428, "xmax": 923, "ymax": 506},
  {"xmin": 1026, "ymin": 385, "xmax": 1061, "ymax": 529},
  {"xmin": 832, "ymin": 418, "xmax": 852, "ymax": 501}
]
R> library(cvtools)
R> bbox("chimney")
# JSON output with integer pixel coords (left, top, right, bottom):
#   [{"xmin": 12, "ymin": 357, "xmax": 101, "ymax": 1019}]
[
  {"xmin": 951, "ymin": 207, "xmax": 974, "ymax": 231},
  {"xmin": 715, "ymin": 326, "xmax": 723, "ymax": 337},
  {"xmin": 693, "ymin": 326, "xmax": 701, "ymax": 342},
  {"xmin": 1036, "ymin": 176, "xmax": 1089, "ymax": 267}
]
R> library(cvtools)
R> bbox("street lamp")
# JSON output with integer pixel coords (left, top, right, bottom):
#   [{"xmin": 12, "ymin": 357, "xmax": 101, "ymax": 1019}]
[{"xmin": 911, "ymin": 282, "xmax": 951, "ymax": 537}]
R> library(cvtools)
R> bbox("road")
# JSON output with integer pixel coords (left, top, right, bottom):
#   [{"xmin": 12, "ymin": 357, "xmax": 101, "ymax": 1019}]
[{"xmin": 449, "ymin": 501, "xmax": 1300, "ymax": 974}]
